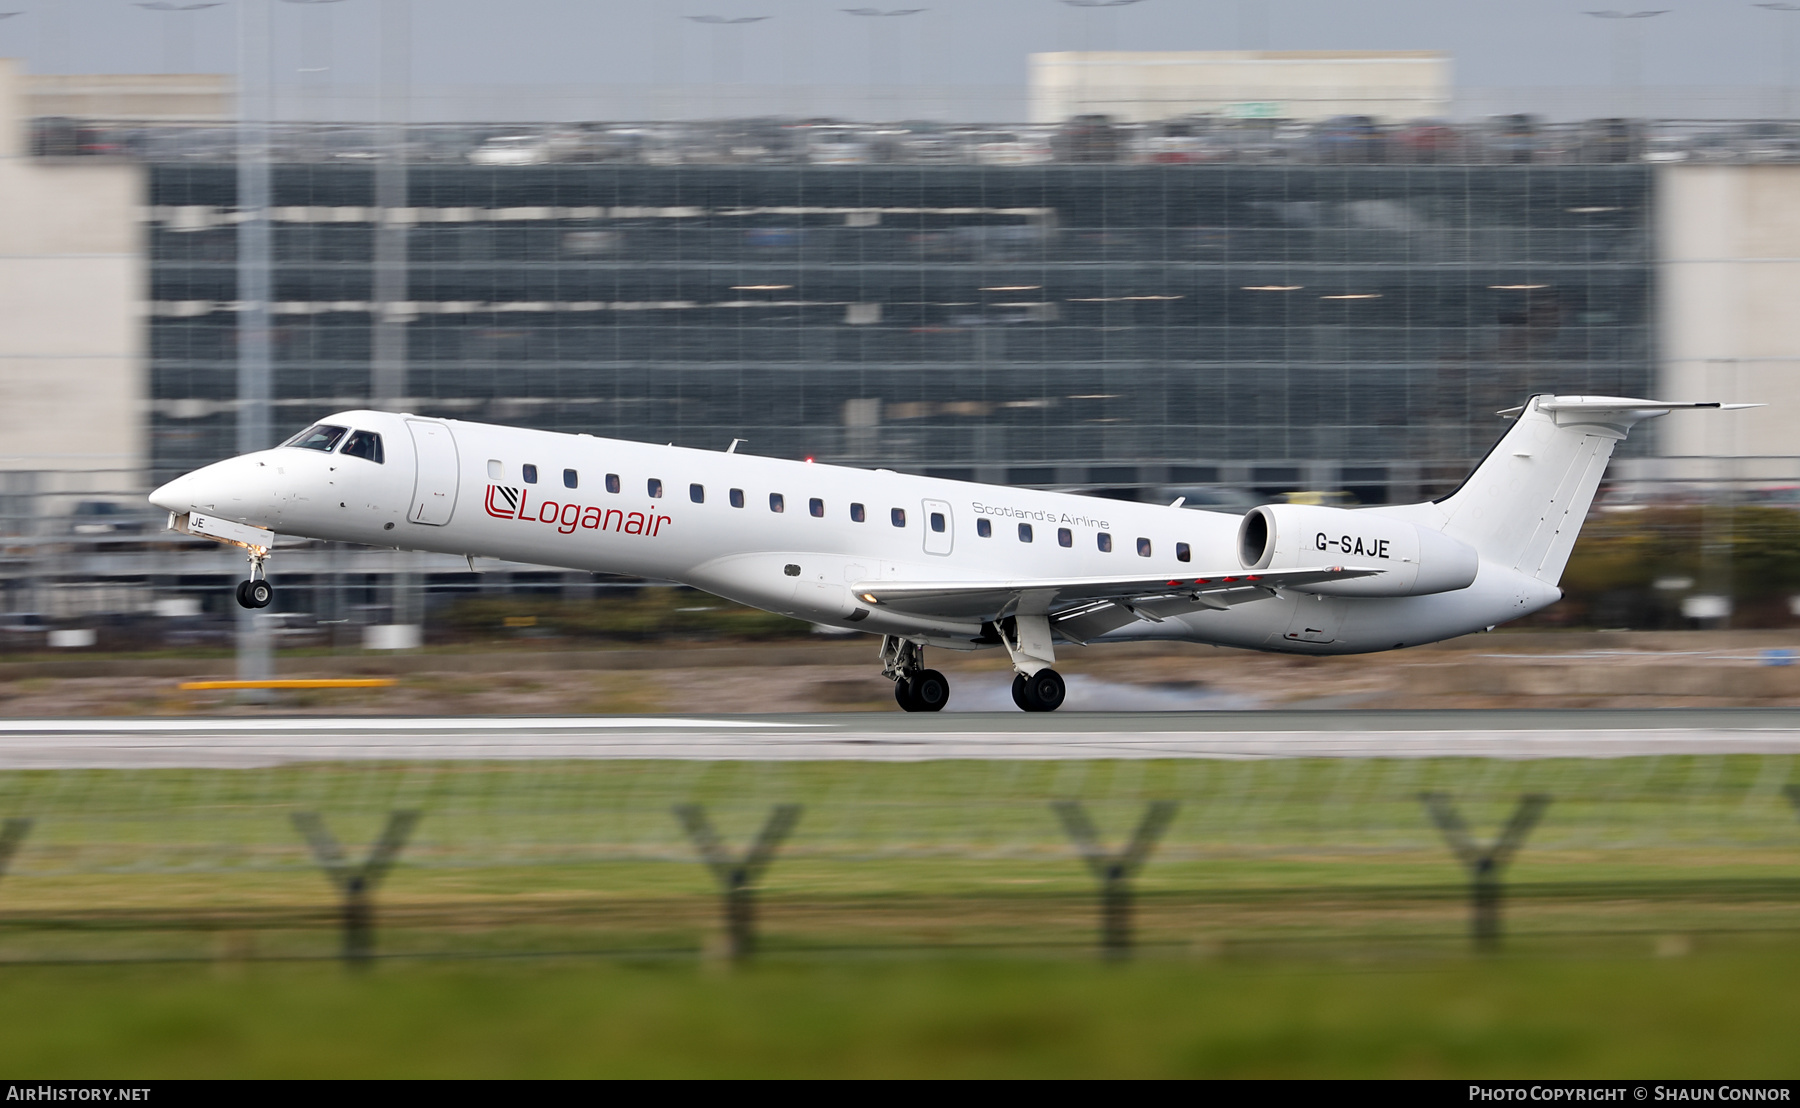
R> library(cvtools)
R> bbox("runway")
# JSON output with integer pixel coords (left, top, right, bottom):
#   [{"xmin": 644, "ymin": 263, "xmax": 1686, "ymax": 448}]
[{"xmin": 2, "ymin": 709, "xmax": 1800, "ymax": 767}]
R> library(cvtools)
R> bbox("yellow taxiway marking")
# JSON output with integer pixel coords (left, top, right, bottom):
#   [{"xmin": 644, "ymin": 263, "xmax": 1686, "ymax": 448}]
[{"xmin": 177, "ymin": 678, "xmax": 397, "ymax": 691}]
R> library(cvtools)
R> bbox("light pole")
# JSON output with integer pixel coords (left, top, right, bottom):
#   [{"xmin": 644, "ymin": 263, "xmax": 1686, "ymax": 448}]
[
  {"xmin": 1583, "ymin": 10, "xmax": 1668, "ymax": 119},
  {"xmin": 1060, "ymin": 0, "xmax": 1148, "ymax": 119},
  {"xmin": 279, "ymin": 0, "xmax": 347, "ymax": 127},
  {"xmin": 236, "ymin": 0, "xmax": 274, "ymax": 689},
  {"xmin": 1756, "ymin": 3, "xmax": 1800, "ymax": 116},
  {"xmin": 135, "ymin": 2, "xmax": 224, "ymax": 74},
  {"xmin": 842, "ymin": 8, "xmax": 926, "ymax": 119},
  {"xmin": 683, "ymin": 15, "xmax": 771, "ymax": 118}
]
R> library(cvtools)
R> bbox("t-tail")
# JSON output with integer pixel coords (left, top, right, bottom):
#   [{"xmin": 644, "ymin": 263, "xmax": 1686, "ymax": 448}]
[{"xmin": 1400, "ymin": 395, "xmax": 1758, "ymax": 585}]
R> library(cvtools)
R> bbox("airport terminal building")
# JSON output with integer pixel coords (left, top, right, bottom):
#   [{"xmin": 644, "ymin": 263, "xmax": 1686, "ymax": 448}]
[{"xmin": 146, "ymin": 156, "xmax": 1654, "ymax": 504}]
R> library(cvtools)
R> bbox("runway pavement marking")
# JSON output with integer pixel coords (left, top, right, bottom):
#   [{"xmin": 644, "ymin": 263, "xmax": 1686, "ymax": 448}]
[{"xmin": 0, "ymin": 721, "xmax": 1798, "ymax": 767}]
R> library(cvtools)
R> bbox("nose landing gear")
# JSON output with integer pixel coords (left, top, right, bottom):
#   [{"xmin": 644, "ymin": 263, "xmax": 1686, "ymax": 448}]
[
  {"xmin": 234, "ymin": 550, "xmax": 274, "ymax": 610},
  {"xmin": 880, "ymin": 636, "xmax": 949, "ymax": 713}
]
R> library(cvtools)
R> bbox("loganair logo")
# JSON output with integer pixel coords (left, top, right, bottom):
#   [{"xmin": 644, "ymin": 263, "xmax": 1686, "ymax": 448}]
[{"xmin": 484, "ymin": 484, "xmax": 672, "ymax": 537}]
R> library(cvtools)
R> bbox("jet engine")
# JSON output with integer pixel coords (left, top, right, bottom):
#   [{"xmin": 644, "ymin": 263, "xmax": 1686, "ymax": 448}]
[{"xmin": 1237, "ymin": 503, "xmax": 1479, "ymax": 597}]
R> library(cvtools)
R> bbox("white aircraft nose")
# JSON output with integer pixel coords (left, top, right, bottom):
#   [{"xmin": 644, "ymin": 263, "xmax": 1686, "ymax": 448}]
[
  {"xmin": 148, "ymin": 456, "xmax": 249, "ymax": 515},
  {"xmin": 148, "ymin": 473, "xmax": 197, "ymax": 514}
]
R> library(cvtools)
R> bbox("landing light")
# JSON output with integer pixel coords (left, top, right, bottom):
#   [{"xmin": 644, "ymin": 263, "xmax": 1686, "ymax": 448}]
[{"xmin": 858, "ymin": 593, "xmax": 879, "ymax": 604}]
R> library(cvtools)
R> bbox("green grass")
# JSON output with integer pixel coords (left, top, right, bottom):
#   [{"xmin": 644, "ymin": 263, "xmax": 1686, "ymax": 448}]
[
  {"xmin": 2, "ymin": 948, "xmax": 1798, "ymax": 1078},
  {"xmin": 0, "ymin": 757, "xmax": 1796, "ymax": 963},
  {"xmin": 0, "ymin": 757, "xmax": 1797, "ymax": 1076}
]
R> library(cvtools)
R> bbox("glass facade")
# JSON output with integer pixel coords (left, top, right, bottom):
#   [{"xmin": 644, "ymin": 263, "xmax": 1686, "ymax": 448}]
[{"xmin": 149, "ymin": 162, "xmax": 1653, "ymax": 499}]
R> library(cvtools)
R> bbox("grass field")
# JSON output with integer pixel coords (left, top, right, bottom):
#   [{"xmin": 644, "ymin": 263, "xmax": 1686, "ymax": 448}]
[
  {"xmin": 0, "ymin": 756, "xmax": 1797, "ymax": 1075},
  {"xmin": 2, "ymin": 949, "xmax": 1799, "ymax": 1078},
  {"xmin": 0, "ymin": 757, "xmax": 1796, "ymax": 960}
]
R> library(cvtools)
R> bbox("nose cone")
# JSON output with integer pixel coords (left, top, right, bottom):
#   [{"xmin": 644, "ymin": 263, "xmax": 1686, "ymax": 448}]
[
  {"xmin": 148, "ymin": 473, "xmax": 196, "ymax": 514},
  {"xmin": 148, "ymin": 455, "xmax": 252, "ymax": 516}
]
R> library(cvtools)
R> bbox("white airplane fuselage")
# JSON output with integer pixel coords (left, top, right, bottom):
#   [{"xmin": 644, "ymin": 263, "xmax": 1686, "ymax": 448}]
[{"xmin": 148, "ymin": 402, "xmax": 1660, "ymax": 661}]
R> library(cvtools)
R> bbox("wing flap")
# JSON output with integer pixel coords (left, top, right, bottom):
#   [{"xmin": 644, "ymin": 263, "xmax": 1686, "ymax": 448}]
[{"xmin": 851, "ymin": 566, "xmax": 1379, "ymax": 621}]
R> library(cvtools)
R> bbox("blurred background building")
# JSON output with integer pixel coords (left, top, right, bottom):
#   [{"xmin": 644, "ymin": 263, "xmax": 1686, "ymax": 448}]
[
  {"xmin": 1028, "ymin": 50, "xmax": 1451, "ymax": 123},
  {"xmin": 0, "ymin": 25, "xmax": 1798, "ymax": 642}
]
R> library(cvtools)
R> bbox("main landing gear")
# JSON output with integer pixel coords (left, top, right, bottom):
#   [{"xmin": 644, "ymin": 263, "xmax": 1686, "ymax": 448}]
[
  {"xmin": 1011, "ymin": 668, "xmax": 1067, "ymax": 713},
  {"xmin": 1001, "ymin": 614, "xmax": 1066, "ymax": 712},
  {"xmin": 880, "ymin": 636, "xmax": 949, "ymax": 713},
  {"xmin": 234, "ymin": 549, "xmax": 274, "ymax": 610},
  {"xmin": 879, "ymin": 632, "xmax": 1069, "ymax": 713}
]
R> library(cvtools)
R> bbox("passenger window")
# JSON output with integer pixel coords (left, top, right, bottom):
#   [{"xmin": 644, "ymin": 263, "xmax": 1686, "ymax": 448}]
[
  {"xmin": 563, "ymin": 468, "xmax": 578, "ymax": 489},
  {"xmin": 1018, "ymin": 523, "xmax": 1033, "ymax": 543},
  {"xmin": 522, "ymin": 464, "xmax": 538, "ymax": 484},
  {"xmin": 486, "ymin": 459, "xmax": 502, "ymax": 479},
  {"xmin": 1137, "ymin": 537, "xmax": 1152, "ymax": 558},
  {"xmin": 977, "ymin": 518, "xmax": 992, "ymax": 538},
  {"xmin": 648, "ymin": 478, "xmax": 663, "ymax": 498},
  {"xmin": 730, "ymin": 488, "xmax": 745, "ymax": 508},
  {"xmin": 1057, "ymin": 527, "xmax": 1071, "ymax": 547},
  {"xmin": 891, "ymin": 507, "xmax": 906, "ymax": 527},
  {"xmin": 605, "ymin": 474, "xmax": 620, "ymax": 494},
  {"xmin": 770, "ymin": 493, "xmax": 785, "ymax": 513},
  {"xmin": 690, "ymin": 483, "xmax": 705, "ymax": 504},
  {"xmin": 930, "ymin": 512, "xmax": 946, "ymax": 533},
  {"xmin": 342, "ymin": 431, "xmax": 385, "ymax": 464},
  {"xmin": 850, "ymin": 502, "xmax": 865, "ymax": 522},
  {"xmin": 1097, "ymin": 532, "xmax": 1112, "ymax": 552},
  {"xmin": 282, "ymin": 424, "xmax": 347, "ymax": 452},
  {"xmin": 810, "ymin": 497, "xmax": 825, "ymax": 518},
  {"xmin": 1176, "ymin": 542, "xmax": 1191, "ymax": 563}
]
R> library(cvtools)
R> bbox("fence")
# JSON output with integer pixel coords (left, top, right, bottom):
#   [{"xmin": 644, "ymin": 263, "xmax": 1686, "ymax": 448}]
[{"xmin": 0, "ymin": 755, "xmax": 1797, "ymax": 965}]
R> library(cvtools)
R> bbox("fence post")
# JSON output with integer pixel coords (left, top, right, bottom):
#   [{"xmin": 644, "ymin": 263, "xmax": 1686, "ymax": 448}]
[
  {"xmin": 0, "ymin": 818, "xmax": 31, "ymax": 882},
  {"xmin": 673, "ymin": 803, "xmax": 801, "ymax": 960},
  {"xmin": 1419, "ymin": 792, "xmax": 1550, "ymax": 952},
  {"xmin": 1052, "ymin": 800, "xmax": 1178, "ymax": 960},
  {"xmin": 292, "ymin": 810, "xmax": 421, "ymax": 968}
]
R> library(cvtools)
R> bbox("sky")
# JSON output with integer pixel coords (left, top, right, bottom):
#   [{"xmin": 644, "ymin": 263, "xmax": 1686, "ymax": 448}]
[{"xmin": 0, "ymin": 0, "xmax": 1785, "ymax": 106}]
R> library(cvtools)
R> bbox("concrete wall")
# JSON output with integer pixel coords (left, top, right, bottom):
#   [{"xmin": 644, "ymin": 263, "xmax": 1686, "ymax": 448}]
[
  {"xmin": 26, "ymin": 73, "xmax": 232, "ymax": 121},
  {"xmin": 1028, "ymin": 50, "xmax": 1451, "ymax": 124},
  {"xmin": 1655, "ymin": 164, "xmax": 1800, "ymax": 474},
  {"xmin": 0, "ymin": 60, "xmax": 146, "ymax": 478}
]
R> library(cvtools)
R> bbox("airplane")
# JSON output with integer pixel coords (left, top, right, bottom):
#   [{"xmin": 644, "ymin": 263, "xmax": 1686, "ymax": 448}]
[{"xmin": 147, "ymin": 394, "xmax": 1750, "ymax": 713}]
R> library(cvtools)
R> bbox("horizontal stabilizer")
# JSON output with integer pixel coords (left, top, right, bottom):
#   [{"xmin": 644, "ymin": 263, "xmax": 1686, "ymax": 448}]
[{"xmin": 1497, "ymin": 396, "xmax": 1764, "ymax": 422}]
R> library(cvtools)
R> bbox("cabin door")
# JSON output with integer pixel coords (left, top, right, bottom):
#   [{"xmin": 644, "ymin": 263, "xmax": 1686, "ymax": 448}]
[{"xmin": 406, "ymin": 419, "xmax": 460, "ymax": 525}]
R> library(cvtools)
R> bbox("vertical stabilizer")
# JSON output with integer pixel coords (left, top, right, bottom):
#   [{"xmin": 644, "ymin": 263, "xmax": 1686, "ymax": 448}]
[{"xmin": 1420, "ymin": 396, "xmax": 1747, "ymax": 585}]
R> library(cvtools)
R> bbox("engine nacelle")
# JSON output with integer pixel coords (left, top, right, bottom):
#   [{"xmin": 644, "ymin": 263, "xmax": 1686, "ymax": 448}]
[{"xmin": 1237, "ymin": 503, "xmax": 1479, "ymax": 597}]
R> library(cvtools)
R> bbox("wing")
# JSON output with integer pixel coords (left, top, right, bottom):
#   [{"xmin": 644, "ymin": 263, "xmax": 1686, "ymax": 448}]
[{"xmin": 851, "ymin": 565, "xmax": 1380, "ymax": 623}]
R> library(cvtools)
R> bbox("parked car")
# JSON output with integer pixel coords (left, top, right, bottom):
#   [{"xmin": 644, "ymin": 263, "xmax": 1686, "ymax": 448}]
[
  {"xmin": 1313, "ymin": 116, "xmax": 1386, "ymax": 163},
  {"xmin": 1054, "ymin": 115, "xmax": 1124, "ymax": 163}
]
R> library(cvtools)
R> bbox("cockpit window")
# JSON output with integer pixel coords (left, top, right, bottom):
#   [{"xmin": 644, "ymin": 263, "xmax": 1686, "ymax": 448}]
[
  {"xmin": 341, "ymin": 430, "xmax": 385, "ymax": 464},
  {"xmin": 282, "ymin": 424, "xmax": 347, "ymax": 452}
]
